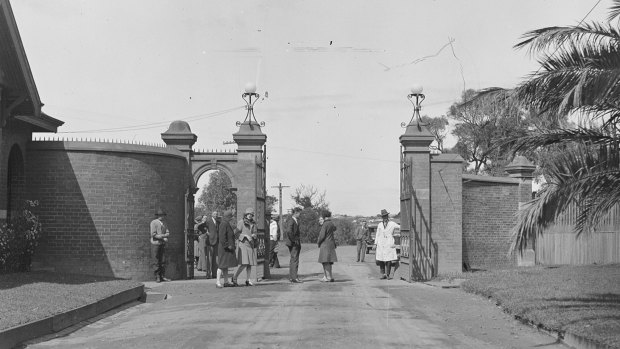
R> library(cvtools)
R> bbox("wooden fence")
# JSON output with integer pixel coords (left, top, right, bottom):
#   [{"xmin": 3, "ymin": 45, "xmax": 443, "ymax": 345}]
[{"xmin": 536, "ymin": 204, "xmax": 620, "ymax": 265}]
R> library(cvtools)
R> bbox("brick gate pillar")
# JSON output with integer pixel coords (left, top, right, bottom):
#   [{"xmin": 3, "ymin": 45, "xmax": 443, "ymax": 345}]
[
  {"xmin": 162, "ymin": 121, "xmax": 198, "ymax": 279},
  {"xmin": 233, "ymin": 121, "xmax": 267, "ymax": 280},
  {"xmin": 400, "ymin": 122, "xmax": 435, "ymax": 278},
  {"xmin": 505, "ymin": 156, "xmax": 536, "ymax": 266}
]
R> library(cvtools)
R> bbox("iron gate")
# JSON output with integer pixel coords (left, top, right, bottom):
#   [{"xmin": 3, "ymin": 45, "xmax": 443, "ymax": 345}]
[{"xmin": 400, "ymin": 150, "xmax": 437, "ymax": 281}]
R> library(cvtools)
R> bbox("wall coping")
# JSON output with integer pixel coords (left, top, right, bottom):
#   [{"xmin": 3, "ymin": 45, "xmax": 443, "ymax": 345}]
[
  {"xmin": 462, "ymin": 174, "xmax": 519, "ymax": 185},
  {"xmin": 27, "ymin": 141, "xmax": 186, "ymax": 159},
  {"xmin": 431, "ymin": 153, "xmax": 465, "ymax": 163}
]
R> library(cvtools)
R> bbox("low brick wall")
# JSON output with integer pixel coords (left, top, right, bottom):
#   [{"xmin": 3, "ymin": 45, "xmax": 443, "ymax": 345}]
[
  {"xmin": 26, "ymin": 141, "xmax": 189, "ymax": 281},
  {"xmin": 462, "ymin": 175, "xmax": 520, "ymax": 269}
]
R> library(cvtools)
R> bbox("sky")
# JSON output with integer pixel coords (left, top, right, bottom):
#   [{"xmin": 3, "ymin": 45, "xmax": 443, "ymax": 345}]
[{"xmin": 12, "ymin": 0, "xmax": 613, "ymax": 216}]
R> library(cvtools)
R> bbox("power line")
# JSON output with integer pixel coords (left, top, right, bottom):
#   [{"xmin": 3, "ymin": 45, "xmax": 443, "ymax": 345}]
[{"xmin": 57, "ymin": 105, "xmax": 245, "ymax": 134}]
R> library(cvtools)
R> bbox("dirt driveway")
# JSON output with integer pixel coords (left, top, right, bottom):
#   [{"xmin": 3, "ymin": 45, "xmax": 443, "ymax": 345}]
[{"xmin": 24, "ymin": 246, "xmax": 567, "ymax": 348}]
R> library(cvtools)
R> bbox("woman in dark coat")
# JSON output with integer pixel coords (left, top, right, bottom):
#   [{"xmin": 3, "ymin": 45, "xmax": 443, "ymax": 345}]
[
  {"xmin": 317, "ymin": 211, "xmax": 337, "ymax": 282},
  {"xmin": 216, "ymin": 210, "xmax": 238, "ymax": 288}
]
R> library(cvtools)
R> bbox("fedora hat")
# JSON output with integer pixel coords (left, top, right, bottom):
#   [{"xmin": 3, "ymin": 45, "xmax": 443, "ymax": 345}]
[
  {"xmin": 155, "ymin": 209, "xmax": 167, "ymax": 217},
  {"xmin": 380, "ymin": 209, "xmax": 389, "ymax": 217}
]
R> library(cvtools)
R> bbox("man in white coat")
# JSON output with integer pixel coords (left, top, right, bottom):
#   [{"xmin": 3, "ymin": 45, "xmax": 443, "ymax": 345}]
[{"xmin": 374, "ymin": 209, "xmax": 400, "ymax": 280}]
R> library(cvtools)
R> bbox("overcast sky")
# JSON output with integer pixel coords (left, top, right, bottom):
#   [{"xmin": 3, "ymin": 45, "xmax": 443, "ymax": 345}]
[{"xmin": 13, "ymin": 0, "xmax": 612, "ymax": 216}]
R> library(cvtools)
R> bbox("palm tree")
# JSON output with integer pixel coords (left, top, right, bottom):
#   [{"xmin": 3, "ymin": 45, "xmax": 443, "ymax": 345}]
[{"xmin": 504, "ymin": 1, "xmax": 620, "ymax": 252}]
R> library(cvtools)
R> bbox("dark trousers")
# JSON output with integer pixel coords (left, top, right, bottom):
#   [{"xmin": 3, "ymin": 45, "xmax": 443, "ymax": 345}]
[
  {"xmin": 288, "ymin": 244, "xmax": 300, "ymax": 280},
  {"xmin": 207, "ymin": 244, "xmax": 218, "ymax": 278},
  {"xmin": 269, "ymin": 240, "xmax": 280, "ymax": 268},
  {"xmin": 356, "ymin": 240, "xmax": 367, "ymax": 262},
  {"xmin": 377, "ymin": 261, "xmax": 393, "ymax": 276},
  {"xmin": 153, "ymin": 244, "xmax": 166, "ymax": 279}
]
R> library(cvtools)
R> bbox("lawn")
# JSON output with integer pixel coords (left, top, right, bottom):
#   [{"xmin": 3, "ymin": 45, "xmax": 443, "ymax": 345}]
[
  {"xmin": 0, "ymin": 272, "xmax": 142, "ymax": 331},
  {"xmin": 460, "ymin": 264, "xmax": 620, "ymax": 349}
]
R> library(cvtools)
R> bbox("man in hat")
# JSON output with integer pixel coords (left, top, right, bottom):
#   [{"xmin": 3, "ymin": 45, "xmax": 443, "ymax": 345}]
[
  {"xmin": 150, "ymin": 208, "xmax": 171, "ymax": 282},
  {"xmin": 354, "ymin": 220, "xmax": 370, "ymax": 262},
  {"xmin": 268, "ymin": 212, "xmax": 281, "ymax": 268},
  {"xmin": 374, "ymin": 209, "xmax": 400, "ymax": 280},
  {"xmin": 285, "ymin": 207, "xmax": 303, "ymax": 283}
]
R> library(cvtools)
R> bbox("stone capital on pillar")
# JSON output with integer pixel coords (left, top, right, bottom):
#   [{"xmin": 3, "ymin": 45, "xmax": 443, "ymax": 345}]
[
  {"xmin": 161, "ymin": 120, "xmax": 197, "ymax": 154},
  {"xmin": 505, "ymin": 155, "xmax": 536, "ymax": 179},
  {"xmin": 399, "ymin": 122, "xmax": 435, "ymax": 153},
  {"xmin": 233, "ymin": 121, "xmax": 267, "ymax": 152}
]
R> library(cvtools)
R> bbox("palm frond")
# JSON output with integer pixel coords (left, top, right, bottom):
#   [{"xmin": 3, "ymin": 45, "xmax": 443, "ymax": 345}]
[
  {"xmin": 511, "ymin": 143, "xmax": 620, "ymax": 253},
  {"xmin": 509, "ymin": 128, "xmax": 617, "ymax": 155},
  {"xmin": 515, "ymin": 23, "xmax": 620, "ymax": 55},
  {"xmin": 608, "ymin": 0, "xmax": 620, "ymax": 22}
]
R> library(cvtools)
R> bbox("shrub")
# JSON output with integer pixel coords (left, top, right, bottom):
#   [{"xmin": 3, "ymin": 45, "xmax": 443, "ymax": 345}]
[{"xmin": 0, "ymin": 200, "xmax": 42, "ymax": 273}]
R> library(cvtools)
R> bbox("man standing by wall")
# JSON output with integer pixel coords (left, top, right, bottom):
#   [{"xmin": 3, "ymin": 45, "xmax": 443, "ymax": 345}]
[
  {"xmin": 205, "ymin": 211, "xmax": 219, "ymax": 279},
  {"xmin": 269, "ymin": 213, "xmax": 280, "ymax": 268},
  {"xmin": 354, "ymin": 220, "xmax": 369, "ymax": 262},
  {"xmin": 285, "ymin": 207, "xmax": 302, "ymax": 283},
  {"xmin": 150, "ymin": 209, "xmax": 171, "ymax": 282}
]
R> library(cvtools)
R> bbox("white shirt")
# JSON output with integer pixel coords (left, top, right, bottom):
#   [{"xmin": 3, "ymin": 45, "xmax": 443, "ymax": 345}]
[{"xmin": 269, "ymin": 220, "xmax": 278, "ymax": 241}]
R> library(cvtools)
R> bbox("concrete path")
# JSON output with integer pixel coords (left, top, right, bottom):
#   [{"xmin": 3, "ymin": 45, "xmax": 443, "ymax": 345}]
[{"xmin": 24, "ymin": 246, "xmax": 567, "ymax": 349}]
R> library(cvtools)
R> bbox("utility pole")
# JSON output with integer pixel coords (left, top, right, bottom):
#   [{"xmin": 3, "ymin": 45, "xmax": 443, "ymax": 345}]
[{"xmin": 271, "ymin": 183, "xmax": 290, "ymax": 241}]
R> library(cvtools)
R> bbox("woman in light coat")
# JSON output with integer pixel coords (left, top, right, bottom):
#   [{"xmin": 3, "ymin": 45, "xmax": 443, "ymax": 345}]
[
  {"xmin": 232, "ymin": 207, "xmax": 258, "ymax": 286},
  {"xmin": 375, "ymin": 209, "xmax": 400, "ymax": 280}
]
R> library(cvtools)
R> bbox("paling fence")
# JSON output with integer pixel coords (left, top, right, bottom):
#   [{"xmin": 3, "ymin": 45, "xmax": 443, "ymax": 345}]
[{"xmin": 536, "ymin": 203, "xmax": 620, "ymax": 265}]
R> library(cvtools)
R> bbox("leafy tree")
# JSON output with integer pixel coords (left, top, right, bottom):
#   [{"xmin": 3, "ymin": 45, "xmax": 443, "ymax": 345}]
[
  {"xmin": 485, "ymin": 1, "xmax": 620, "ymax": 252},
  {"xmin": 449, "ymin": 89, "xmax": 531, "ymax": 175},
  {"xmin": 266, "ymin": 195, "xmax": 277, "ymax": 216},
  {"xmin": 196, "ymin": 171, "xmax": 236, "ymax": 217},
  {"xmin": 290, "ymin": 184, "xmax": 330, "ymax": 243},
  {"xmin": 421, "ymin": 115, "xmax": 449, "ymax": 152}
]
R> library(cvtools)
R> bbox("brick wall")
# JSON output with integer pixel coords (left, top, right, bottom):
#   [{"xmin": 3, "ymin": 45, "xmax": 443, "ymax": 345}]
[
  {"xmin": 431, "ymin": 154, "xmax": 463, "ymax": 274},
  {"xmin": 462, "ymin": 175, "xmax": 520, "ymax": 269},
  {"xmin": 25, "ymin": 141, "xmax": 189, "ymax": 281}
]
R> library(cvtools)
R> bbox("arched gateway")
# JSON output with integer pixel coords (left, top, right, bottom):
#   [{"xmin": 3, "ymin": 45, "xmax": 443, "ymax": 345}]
[{"xmin": 161, "ymin": 119, "xmax": 269, "ymax": 280}]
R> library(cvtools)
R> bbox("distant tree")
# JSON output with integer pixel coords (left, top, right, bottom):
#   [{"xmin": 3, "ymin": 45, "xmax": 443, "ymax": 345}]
[
  {"xmin": 290, "ymin": 184, "xmax": 330, "ymax": 243},
  {"xmin": 421, "ymin": 115, "xmax": 449, "ymax": 152},
  {"xmin": 266, "ymin": 195, "xmax": 277, "ymax": 215},
  {"xmin": 196, "ymin": 171, "xmax": 236, "ymax": 216},
  {"xmin": 333, "ymin": 217, "xmax": 356, "ymax": 245},
  {"xmin": 449, "ymin": 89, "xmax": 531, "ymax": 175}
]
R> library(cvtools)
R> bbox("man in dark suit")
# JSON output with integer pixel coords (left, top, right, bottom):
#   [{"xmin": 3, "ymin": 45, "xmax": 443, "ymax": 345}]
[
  {"xmin": 205, "ymin": 211, "xmax": 219, "ymax": 279},
  {"xmin": 285, "ymin": 207, "xmax": 303, "ymax": 283}
]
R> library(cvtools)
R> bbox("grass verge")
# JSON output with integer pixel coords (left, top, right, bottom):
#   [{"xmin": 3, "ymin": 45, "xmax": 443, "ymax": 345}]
[
  {"xmin": 0, "ymin": 271, "xmax": 142, "ymax": 331},
  {"xmin": 460, "ymin": 264, "xmax": 620, "ymax": 348}
]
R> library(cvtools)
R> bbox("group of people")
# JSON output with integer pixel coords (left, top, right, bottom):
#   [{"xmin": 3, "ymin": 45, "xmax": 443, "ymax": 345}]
[{"xmin": 149, "ymin": 207, "xmax": 401, "ymax": 284}]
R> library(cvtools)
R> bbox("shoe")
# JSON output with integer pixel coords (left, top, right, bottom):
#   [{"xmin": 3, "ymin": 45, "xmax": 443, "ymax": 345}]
[
  {"xmin": 156, "ymin": 279, "xmax": 161, "ymax": 283},
  {"xmin": 320, "ymin": 277, "xmax": 329, "ymax": 282},
  {"xmin": 246, "ymin": 280, "xmax": 255, "ymax": 286},
  {"xmin": 387, "ymin": 276, "xmax": 393, "ymax": 280},
  {"xmin": 216, "ymin": 283, "xmax": 223, "ymax": 288},
  {"xmin": 329, "ymin": 279, "xmax": 335, "ymax": 282},
  {"xmin": 223, "ymin": 282, "xmax": 235, "ymax": 287},
  {"xmin": 231, "ymin": 279, "xmax": 239, "ymax": 287},
  {"xmin": 356, "ymin": 260, "xmax": 360, "ymax": 262},
  {"xmin": 160, "ymin": 277, "xmax": 171, "ymax": 282},
  {"xmin": 380, "ymin": 274, "xmax": 387, "ymax": 280},
  {"xmin": 290, "ymin": 278, "xmax": 303, "ymax": 284}
]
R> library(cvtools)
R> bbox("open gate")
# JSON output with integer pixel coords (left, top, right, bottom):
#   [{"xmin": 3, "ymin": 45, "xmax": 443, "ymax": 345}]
[
  {"xmin": 400, "ymin": 149, "xmax": 438, "ymax": 281},
  {"xmin": 255, "ymin": 145, "xmax": 268, "ymax": 274}
]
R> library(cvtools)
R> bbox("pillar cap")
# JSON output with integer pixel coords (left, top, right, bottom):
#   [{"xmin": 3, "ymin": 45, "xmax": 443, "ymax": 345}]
[
  {"xmin": 505, "ymin": 155, "xmax": 536, "ymax": 179},
  {"xmin": 400, "ymin": 122, "xmax": 435, "ymax": 152},
  {"xmin": 161, "ymin": 121, "xmax": 197, "ymax": 149},
  {"xmin": 233, "ymin": 121, "xmax": 266, "ymax": 152}
]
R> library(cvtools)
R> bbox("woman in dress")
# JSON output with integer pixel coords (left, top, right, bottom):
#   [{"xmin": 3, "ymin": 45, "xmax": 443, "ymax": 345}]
[
  {"xmin": 216, "ymin": 210, "xmax": 238, "ymax": 288},
  {"xmin": 317, "ymin": 211, "xmax": 337, "ymax": 282},
  {"xmin": 232, "ymin": 207, "xmax": 258, "ymax": 286},
  {"xmin": 375, "ymin": 209, "xmax": 400, "ymax": 280}
]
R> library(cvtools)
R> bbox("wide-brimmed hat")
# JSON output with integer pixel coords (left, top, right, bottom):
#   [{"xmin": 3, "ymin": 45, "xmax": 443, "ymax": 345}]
[
  {"xmin": 380, "ymin": 209, "xmax": 389, "ymax": 217},
  {"xmin": 245, "ymin": 207, "xmax": 255, "ymax": 215},
  {"xmin": 155, "ymin": 209, "xmax": 167, "ymax": 217}
]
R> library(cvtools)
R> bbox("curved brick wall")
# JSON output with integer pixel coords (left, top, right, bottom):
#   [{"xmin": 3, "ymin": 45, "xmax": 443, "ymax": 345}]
[{"xmin": 25, "ymin": 141, "xmax": 189, "ymax": 281}]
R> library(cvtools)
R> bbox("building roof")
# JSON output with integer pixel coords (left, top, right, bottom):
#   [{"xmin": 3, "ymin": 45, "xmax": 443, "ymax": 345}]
[{"xmin": 0, "ymin": 0, "xmax": 63, "ymax": 132}]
